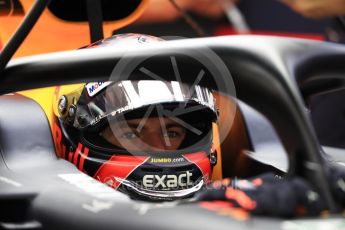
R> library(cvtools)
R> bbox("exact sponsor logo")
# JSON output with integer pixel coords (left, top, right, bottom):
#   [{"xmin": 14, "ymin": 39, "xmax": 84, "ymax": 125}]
[
  {"xmin": 86, "ymin": 81, "xmax": 111, "ymax": 97},
  {"xmin": 143, "ymin": 171, "xmax": 193, "ymax": 188}
]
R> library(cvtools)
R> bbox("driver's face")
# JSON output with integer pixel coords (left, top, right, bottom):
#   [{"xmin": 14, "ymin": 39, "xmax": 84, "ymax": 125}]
[{"xmin": 101, "ymin": 117, "xmax": 186, "ymax": 151}]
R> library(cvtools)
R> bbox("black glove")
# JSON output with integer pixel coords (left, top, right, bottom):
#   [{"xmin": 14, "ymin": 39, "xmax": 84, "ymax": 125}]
[{"xmin": 195, "ymin": 173, "xmax": 326, "ymax": 217}]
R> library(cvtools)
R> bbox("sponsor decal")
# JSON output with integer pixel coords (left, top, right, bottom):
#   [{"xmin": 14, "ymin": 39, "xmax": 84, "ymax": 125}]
[
  {"xmin": 149, "ymin": 157, "xmax": 185, "ymax": 164},
  {"xmin": 109, "ymin": 105, "xmax": 135, "ymax": 117},
  {"xmin": 52, "ymin": 121, "xmax": 66, "ymax": 159},
  {"xmin": 150, "ymin": 158, "xmax": 172, "ymax": 163},
  {"xmin": 86, "ymin": 81, "xmax": 111, "ymax": 97},
  {"xmin": 143, "ymin": 171, "xmax": 193, "ymax": 189},
  {"xmin": 90, "ymin": 105, "xmax": 135, "ymax": 125},
  {"xmin": 64, "ymin": 142, "xmax": 88, "ymax": 172},
  {"xmin": 78, "ymin": 146, "xmax": 89, "ymax": 172}
]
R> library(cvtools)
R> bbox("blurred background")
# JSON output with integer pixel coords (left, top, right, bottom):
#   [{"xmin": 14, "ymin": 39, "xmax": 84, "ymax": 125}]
[{"xmin": 117, "ymin": 0, "xmax": 345, "ymax": 42}]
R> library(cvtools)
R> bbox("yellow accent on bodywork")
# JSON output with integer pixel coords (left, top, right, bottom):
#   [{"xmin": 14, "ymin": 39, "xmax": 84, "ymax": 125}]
[{"xmin": 18, "ymin": 84, "xmax": 84, "ymax": 126}]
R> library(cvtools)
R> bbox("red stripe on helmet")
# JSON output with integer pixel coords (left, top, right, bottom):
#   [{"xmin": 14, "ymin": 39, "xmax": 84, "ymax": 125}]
[
  {"xmin": 68, "ymin": 151, "xmax": 73, "ymax": 162},
  {"xmin": 73, "ymin": 143, "xmax": 83, "ymax": 166},
  {"xmin": 78, "ymin": 147, "xmax": 89, "ymax": 172},
  {"xmin": 94, "ymin": 155, "xmax": 149, "ymax": 189},
  {"xmin": 184, "ymin": 151, "xmax": 212, "ymax": 183}
]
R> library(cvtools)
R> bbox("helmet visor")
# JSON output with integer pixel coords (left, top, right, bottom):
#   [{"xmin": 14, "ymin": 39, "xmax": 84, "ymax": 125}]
[
  {"xmin": 74, "ymin": 80, "xmax": 216, "ymax": 128},
  {"xmin": 75, "ymin": 80, "xmax": 217, "ymax": 153}
]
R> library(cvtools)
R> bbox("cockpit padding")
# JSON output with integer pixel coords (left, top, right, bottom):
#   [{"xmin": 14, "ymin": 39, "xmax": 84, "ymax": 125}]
[{"xmin": 0, "ymin": 94, "xmax": 57, "ymax": 170}]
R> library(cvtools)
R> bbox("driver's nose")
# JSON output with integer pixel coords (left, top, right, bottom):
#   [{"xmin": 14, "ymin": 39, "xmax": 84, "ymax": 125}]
[{"xmin": 142, "ymin": 133, "xmax": 167, "ymax": 151}]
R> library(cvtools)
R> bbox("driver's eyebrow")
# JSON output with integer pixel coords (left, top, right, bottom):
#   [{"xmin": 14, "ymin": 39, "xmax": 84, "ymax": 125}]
[
  {"xmin": 117, "ymin": 122, "xmax": 141, "ymax": 129},
  {"xmin": 165, "ymin": 123, "xmax": 185, "ymax": 129},
  {"xmin": 114, "ymin": 119, "xmax": 185, "ymax": 130},
  {"xmin": 126, "ymin": 120, "xmax": 165, "ymax": 131}
]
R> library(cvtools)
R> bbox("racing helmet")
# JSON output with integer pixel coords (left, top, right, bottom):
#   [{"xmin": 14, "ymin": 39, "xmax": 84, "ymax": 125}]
[{"xmin": 52, "ymin": 34, "xmax": 219, "ymax": 201}]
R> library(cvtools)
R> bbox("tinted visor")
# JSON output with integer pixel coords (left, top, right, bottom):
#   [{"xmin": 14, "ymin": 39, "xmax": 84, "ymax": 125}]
[
  {"xmin": 74, "ymin": 80, "xmax": 217, "ymax": 153},
  {"xmin": 74, "ymin": 80, "xmax": 217, "ymax": 129}
]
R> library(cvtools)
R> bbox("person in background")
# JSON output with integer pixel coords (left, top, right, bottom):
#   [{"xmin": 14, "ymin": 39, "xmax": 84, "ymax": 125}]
[
  {"xmin": 137, "ymin": 0, "xmax": 238, "ymax": 23},
  {"xmin": 281, "ymin": 0, "xmax": 345, "ymax": 19},
  {"xmin": 116, "ymin": 0, "xmax": 238, "ymax": 37},
  {"xmin": 118, "ymin": 0, "xmax": 345, "ymax": 43}
]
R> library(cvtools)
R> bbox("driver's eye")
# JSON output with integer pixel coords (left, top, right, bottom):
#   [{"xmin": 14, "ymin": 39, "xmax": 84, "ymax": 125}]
[
  {"xmin": 120, "ymin": 132, "xmax": 138, "ymax": 139},
  {"xmin": 164, "ymin": 131, "xmax": 178, "ymax": 138},
  {"xmin": 163, "ymin": 128, "xmax": 185, "ymax": 139}
]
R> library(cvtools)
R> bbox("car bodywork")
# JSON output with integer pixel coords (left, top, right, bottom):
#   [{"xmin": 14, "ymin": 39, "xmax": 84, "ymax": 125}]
[{"xmin": 0, "ymin": 0, "xmax": 148, "ymax": 57}]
